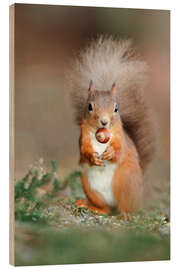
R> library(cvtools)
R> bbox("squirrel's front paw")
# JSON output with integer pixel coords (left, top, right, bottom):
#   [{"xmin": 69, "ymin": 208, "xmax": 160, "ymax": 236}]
[
  {"xmin": 103, "ymin": 146, "xmax": 115, "ymax": 161},
  {"xmin": 90, "ymin": 152, "xmax": 104, "ymax": 167}
]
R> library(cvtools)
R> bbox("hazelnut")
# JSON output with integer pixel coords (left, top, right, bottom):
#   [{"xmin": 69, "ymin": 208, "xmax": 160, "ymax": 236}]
[{"xmin": 95, "ymin": 128, "xmax": 110, "ymax": 144}]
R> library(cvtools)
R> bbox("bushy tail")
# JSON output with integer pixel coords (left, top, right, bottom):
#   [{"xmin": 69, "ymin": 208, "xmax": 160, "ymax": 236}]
[{"xmin": 68, "ymin": 36, "xmax": 156, "ymax": 171}]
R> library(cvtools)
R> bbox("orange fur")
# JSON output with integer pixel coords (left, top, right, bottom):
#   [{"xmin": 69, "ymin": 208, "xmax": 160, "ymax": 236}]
[
  {"xmin": 69, "ymin": 36, "xmax": 156, "ymax": 171},
  {"xmin": 113, "ymin": 140, "xmax": 144, "ymax": 213},
  {"xmin": 79, "ymin": 119, "xmax": 104, "ymax": 166},
  {"xmin": 106, "ymin": 121, "xmax": 126, "ymax": 163},
  {"xmin": 68, "ymin": 37, "xmax": 156, "ymax": 215},
  {"xmin": 78, "ymin": 117, "xmax": 144, "ymax": 215},
  {"xmin": 79, "ymin": 121, "xmax": 94, "ymax": 165}
]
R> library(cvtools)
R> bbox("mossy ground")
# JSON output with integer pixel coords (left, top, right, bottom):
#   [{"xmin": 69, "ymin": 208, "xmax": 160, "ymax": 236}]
[{"xmin": 14, "ymin": 160, "xmax": 170, "ymax": 266}]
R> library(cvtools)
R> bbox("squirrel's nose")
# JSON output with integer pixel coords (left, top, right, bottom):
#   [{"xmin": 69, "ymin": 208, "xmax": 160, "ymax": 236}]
[{"xmin": 101, "ymin": 119, "xmax": 108, "ymax": 126}]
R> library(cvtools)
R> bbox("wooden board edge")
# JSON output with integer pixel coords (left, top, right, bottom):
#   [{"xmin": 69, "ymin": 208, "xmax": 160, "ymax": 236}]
[{"xmin": 9, "ymin": 3, "xmax": 15, "ymax": 266}]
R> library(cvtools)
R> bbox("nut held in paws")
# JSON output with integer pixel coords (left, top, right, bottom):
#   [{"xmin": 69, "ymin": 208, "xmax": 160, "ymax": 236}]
[{"xmin": 95, "ymin": 128, "xmax": 110, "ymax": 144}]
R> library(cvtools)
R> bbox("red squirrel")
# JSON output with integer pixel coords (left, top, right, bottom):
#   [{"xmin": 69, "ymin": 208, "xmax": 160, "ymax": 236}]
[{"xmin": 68, "ymin": 36, "xmax": 156, "ymax": 216}]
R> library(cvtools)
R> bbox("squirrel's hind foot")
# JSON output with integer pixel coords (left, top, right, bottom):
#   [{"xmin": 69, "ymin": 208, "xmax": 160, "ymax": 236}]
[
  {"xmin": 75, "ymin": 199, "xmax": 89, "ymax": 208},
  {"xmin": 75, "ymin": 199, "xmax": 109, "ymax": 215},
  {"xmin": 88, "ymin": 205, "xmax": 109, "ymax": 215}
]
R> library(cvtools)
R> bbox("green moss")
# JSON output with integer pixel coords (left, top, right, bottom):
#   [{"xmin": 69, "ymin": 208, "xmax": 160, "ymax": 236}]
[{"xmin": 14, "ymin": 160, "xmax": 170, "ymax": 265}]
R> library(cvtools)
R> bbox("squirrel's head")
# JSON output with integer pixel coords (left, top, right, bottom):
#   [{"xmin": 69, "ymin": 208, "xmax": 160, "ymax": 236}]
[{"xmin": 85, "ymin": 80, "xmax": 120, "ymax": 130}]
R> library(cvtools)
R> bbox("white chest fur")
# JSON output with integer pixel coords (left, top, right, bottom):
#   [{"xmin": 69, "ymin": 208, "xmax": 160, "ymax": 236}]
[
  {"xmin": 89, "ymin": 132, "xmax": 109, "ymax": 156},
  {"xmin": 87, "ymin": 132, "xmax": 116, "ymax": 207}
]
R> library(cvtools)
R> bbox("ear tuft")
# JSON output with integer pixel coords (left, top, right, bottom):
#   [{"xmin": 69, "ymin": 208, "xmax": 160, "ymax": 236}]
[
  {"xmin": 88, "ymin": 80, "xmax": 94, "ymax": 93},
  {"xmin": 111, "ymin": 82, "xmax": 116, "ymax": 95}
]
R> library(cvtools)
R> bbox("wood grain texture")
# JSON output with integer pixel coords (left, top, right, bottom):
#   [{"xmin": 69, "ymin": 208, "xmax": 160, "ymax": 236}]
[{"xmin": 9, "ymin": 4, "xmax": 15, "ymax": 266}]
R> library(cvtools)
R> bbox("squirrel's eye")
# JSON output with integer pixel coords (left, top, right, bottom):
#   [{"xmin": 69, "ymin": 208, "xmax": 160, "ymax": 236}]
[
  {"xmin": 114, "ymin": 105, "xmax": 118, "ymax": 112},
  {"xmin": 88, "ymin": 103, "xmax": 93, "ymax": 111}
]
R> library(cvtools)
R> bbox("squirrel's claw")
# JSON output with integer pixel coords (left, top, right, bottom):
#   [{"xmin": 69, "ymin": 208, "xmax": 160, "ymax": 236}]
[
  {"xmin": 90, "ymin": 152, "xmax": 104, "ymax": 167},
  {"xmin": 103, "ymin": 146, "xmax": 115, "ymax": 161}
]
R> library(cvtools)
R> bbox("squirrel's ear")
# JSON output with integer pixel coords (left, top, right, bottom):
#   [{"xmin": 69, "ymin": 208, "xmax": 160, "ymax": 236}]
[
  {"xmin": 111, "ymin": 82, "xmax": 116, "ymax": 95},
  {"xmin": 88, "ymin": 80, "xmax": 94, "ymax": 93}
]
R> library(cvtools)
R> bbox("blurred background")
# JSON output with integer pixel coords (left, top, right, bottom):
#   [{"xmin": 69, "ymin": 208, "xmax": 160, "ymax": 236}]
[
  {"xmin": 13, "ymin": 4, "xmax": 170, "ymax": 266},
  {"xmin": 14, "ymin": 4, "xmax": 170, "ymax": 188}
]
